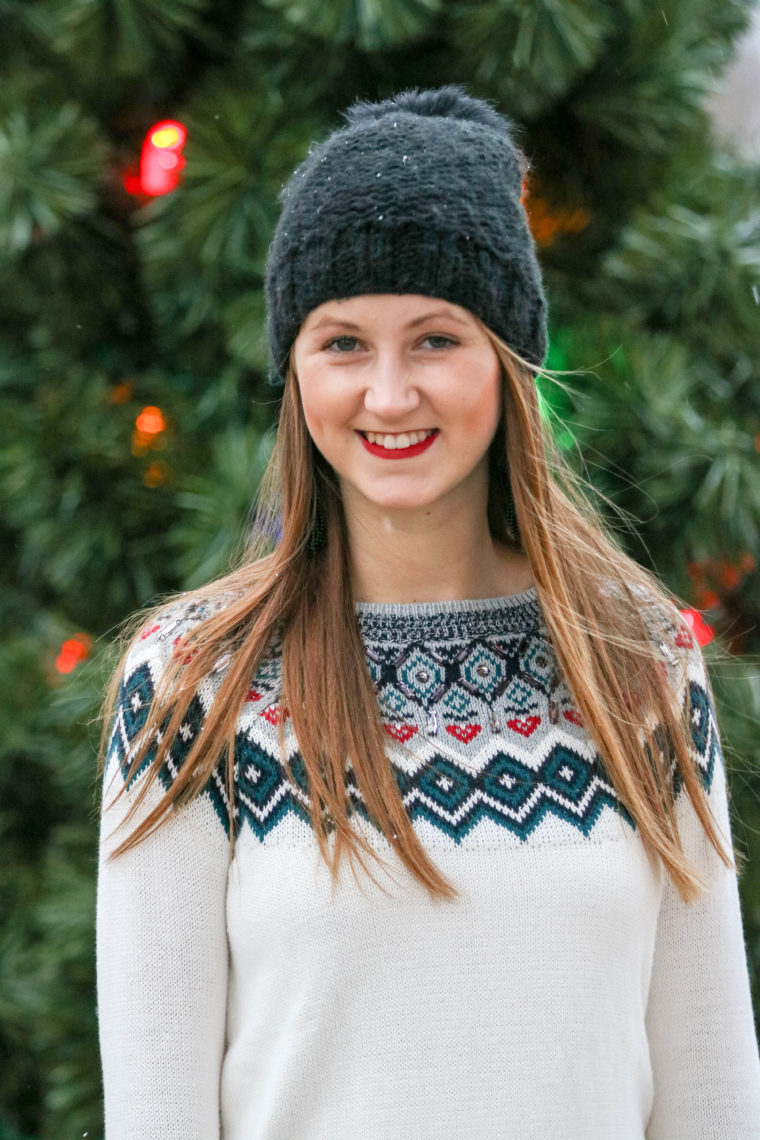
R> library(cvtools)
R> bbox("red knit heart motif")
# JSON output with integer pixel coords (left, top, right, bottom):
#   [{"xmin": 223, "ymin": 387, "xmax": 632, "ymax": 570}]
[
  {"xmin": 384, "ymin": 723, "xmax": 418, "ymax": 743},
  {"xmin": 506, "ymin": 715, "xmax": 541, "ymax": 737},
  {"xmin": 262, "ymin": 704, "xmax": 289, "ymax": 725},
  {"xmin": 446, "ymin": 724, "xmax": 481, "ymax": 743}
]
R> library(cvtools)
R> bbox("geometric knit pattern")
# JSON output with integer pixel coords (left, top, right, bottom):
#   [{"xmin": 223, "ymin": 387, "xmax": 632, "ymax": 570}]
[{"xmin": 109, "ymin": 588, "xmax": 718, "ymax": 848}]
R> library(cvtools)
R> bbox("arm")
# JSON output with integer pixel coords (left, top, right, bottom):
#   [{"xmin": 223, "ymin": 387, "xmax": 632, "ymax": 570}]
[
  {"xmin": 645, "ymin": 642, "xmax": 760, "ymax": 1138},
  {"xmin": 96, "ymin": 622, "xmax": 231, "ymax": 1139}
]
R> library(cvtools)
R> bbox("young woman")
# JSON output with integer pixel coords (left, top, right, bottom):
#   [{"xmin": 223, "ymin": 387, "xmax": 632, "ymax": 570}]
[{"xmin": 96, "ymin": 85, "xmax": 760, "ymax": 1138}]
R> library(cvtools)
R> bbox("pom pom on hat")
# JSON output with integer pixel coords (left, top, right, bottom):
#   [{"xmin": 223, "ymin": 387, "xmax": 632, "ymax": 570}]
[{"xmin": 342, "ymin": 84, "xmax": 517, "ymax": 143}]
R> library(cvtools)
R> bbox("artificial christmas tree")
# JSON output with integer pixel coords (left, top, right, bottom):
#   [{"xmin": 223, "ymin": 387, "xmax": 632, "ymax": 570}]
[{"xmin": 1, "ymin": 1, "xmax": 758, "ymax": 1134}]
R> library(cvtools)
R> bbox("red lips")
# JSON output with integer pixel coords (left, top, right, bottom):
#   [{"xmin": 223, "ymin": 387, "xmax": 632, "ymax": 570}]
[{"xmin": 358, "ymin": 430, "xmax": 439, "ymax": 459}]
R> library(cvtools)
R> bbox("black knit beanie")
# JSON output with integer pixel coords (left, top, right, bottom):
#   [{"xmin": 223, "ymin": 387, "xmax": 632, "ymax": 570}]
[{"xmin": 264, "ymin": 84, "xmax": 548, "ymax": 389}]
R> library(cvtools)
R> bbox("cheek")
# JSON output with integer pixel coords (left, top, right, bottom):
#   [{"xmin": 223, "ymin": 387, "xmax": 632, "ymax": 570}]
[
  {"xmin": 299, "ymin": 395, "xmax": 324, "ymax": 441},
  {"xmin": 455, "ymin": 374, "xmax": 502, "ymax": 441},
  {"xmin": 298, "ymin": 377, "xmax": 352, "ymax": 447}
]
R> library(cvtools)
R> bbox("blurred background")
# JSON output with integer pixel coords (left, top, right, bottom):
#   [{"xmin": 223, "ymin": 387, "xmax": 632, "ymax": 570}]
[{"xmin": 1, "ymin": 1, "xmax": 759, "ymax": 1136}]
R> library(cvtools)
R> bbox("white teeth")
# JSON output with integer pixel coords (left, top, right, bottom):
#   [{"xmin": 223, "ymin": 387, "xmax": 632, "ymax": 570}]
[{"xmin": 365, "ymin": 429, "xmax": 435, "ymax": 449}]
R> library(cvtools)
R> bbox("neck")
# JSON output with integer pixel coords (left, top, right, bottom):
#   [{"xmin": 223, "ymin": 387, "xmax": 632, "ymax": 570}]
[{"xmin": 344, "ymin": 494, "xmax": 533, "ymax": 605}]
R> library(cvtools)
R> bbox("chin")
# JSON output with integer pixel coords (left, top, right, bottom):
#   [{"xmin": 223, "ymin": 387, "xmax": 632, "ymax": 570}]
[{"xmin": 364, "ymin": 496, "xmax": 443, "ymax": 516}]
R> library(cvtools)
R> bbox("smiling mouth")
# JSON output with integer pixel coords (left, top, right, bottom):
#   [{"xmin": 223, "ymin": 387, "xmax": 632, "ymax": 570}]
[
  {"xmin": 358, "ymin": 429, "xmax": 437, "ymax": 451},
  {"xmin": 357, "ymin": 429, "xmax": 440, "ymax": 459}
]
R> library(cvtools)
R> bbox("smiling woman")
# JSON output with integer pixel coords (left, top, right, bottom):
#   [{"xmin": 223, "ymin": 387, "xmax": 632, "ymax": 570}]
[{"xmin": 95, "ymin": 84, "xmax": 760, "ymax": 1140}]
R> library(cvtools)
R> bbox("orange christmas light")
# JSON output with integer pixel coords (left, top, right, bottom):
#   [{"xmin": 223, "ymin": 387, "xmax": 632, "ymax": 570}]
[
  {"xmin": 135, "ymin": 406, "xmax": 166, "ymax": 434},
  {"xmin": 529, "ymin": 200, "xmax": 591, "ymax": 246},
  {"xmin": 521, "ymin": 178, "xmax": 591, "ymax": 247},
  {"xmin": 132, "ymin": 405, "xmax": 167, "ymax": 456},
  {"xmin": 144, "ymin": 460, "xmax": 169, "ymax": 487},
  {"xmin": 109, "ymin": 380, "xmax": 135, "ymax": 404}
]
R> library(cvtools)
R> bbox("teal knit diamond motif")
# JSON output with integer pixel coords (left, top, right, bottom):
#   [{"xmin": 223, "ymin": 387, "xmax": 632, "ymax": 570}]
[{"xmin": 396, "ymin": 647, "xmax": 446, "ymax": 702}]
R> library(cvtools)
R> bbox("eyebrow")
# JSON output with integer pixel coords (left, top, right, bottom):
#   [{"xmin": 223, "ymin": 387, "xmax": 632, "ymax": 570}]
[{"xmin": 306, "ymin": 308, "xmax": 471, "ymax": 334}]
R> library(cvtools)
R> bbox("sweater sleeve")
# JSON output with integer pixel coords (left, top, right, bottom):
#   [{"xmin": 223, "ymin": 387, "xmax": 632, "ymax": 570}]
[
  {"xmin": 645, "ymin": 637, "xmax": 760, "ymax": 1138},
  {"xmin": 96, "ymin": 612, "xmax": 231, "ymax": 1139}
]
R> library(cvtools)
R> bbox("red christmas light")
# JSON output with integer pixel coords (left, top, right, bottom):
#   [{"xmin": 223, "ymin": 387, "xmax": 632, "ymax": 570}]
[
  {"xmin": 139, "ymin": 120, "xmax": 187, "ymax": 196},
  {"xmin": 679, "ymin": 607, "xmax": 715, "ymax": 647},
  {"xmin": 687, "ymin": 554, "xmax": 755, "ymax": 608},
  {"xmin": 718, "ymin": 560, "xmax": 741, "ymax": 589},
  {"xmin": 56, "ymin": 633, "xmax": 93, "ymax": 674}
]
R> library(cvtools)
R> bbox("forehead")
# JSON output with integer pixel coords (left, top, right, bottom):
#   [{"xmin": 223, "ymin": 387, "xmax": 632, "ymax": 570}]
[{"xmin": 300, "ymin": 294, "xmax": 475, "ymax": 333}]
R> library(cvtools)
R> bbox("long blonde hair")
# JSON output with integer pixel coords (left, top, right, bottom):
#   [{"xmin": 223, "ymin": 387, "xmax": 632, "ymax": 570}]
[{"xmin": 99, "ymin": 324, "xmax": 738, "ymax": 904}]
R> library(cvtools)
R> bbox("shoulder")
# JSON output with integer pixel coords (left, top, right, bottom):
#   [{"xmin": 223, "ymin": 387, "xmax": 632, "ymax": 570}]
[
  {"xmin": 106, "ymin": 591, "xmax": 245, "ymax": 784},
  {"xmin": 629, "ymin": 585, "xmax": 724, "ymax": 797},
  {"xmin": 597, "ymin": 574, "xmax": 719, "ymax": 744},
  {"xmin": 598, "ymin": 576, "xmax": 704, "ymax": 684},
  {"xmin": 120, "ymin": 591, "xmax": 240, "ymax": 688},
  {"xmin": 636, "ymin": 589, "xmax": 710, "ymax": 704},
  {"xmin": 114, "ymin": 586, "xmax": 285, "ymax": 729}
]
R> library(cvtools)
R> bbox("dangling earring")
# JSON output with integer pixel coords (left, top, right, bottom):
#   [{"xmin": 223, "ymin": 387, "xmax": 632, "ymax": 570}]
[
  {"xmin": 497, "ymin": 449, "xmax": 519, "ymax": 541},
  {"xmin": 489, "ymin": 426, "xmax": 519, "ymax": 542},
  {"xmin": 306, "ymin": 495, "xmax": 327, "ymax": 558},
  {"xmin": 504, "ymin": 482, "xmax": 519, "ymax": 540}
]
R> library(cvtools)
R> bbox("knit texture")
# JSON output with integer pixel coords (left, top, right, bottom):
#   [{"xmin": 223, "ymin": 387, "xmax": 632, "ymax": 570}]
[
  {"xmin": 97, "ymin": 589, "xmax": 760, "ymax": 1139},
  {"xmin": 264, "ymin": 85, "xmax": 548, "ymax": 388}
]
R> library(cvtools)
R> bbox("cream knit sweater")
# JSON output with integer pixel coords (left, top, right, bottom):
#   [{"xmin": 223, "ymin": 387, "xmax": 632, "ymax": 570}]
[{"xmin": 96, "ymin": 587, "xmax": 760, "ymax": 1138}]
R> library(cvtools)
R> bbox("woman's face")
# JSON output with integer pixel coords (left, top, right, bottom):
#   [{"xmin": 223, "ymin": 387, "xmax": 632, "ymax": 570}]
[{"xmin": 292, "ymin": 294, "xmax": 503, "ymax": 519}]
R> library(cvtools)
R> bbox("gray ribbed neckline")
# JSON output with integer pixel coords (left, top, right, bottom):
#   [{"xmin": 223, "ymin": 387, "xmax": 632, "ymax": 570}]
[{"xmin": 354, "ymin": 586, "xmax": 542, "ymax": 642}]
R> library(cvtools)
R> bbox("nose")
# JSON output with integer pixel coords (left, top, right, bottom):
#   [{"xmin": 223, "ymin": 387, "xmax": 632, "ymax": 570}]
[{"xmin": 362, "ymin": 355, "xmax": 421, "ymax": 420}]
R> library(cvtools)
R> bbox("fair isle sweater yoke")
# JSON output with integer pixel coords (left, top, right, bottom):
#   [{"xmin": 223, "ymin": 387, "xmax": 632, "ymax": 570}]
[{"xmin": 96, "ymin": 586, "xmax": 760, "ymax": 1139}]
